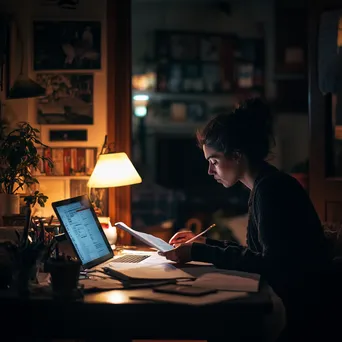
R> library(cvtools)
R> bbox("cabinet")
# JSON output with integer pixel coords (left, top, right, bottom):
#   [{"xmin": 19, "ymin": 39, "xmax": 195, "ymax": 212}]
[
  {"xmin": 309, "ymin": 0, "xmax": 342, "ymax": 222},
  {"xmin": 274, "ymin": 0, "xmax": 308, "ymax": 112}
]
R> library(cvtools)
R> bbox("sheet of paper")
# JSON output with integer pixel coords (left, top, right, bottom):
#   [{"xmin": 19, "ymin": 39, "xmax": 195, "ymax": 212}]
[
  {"xmin": 80, "ymin": 277, "xmax": 124, "ymax": 291},
  {"xmin": 130, "ymin": 289, "xmax": 248, "ymax": 306},
  {"xmin": 190, "ymin": 271, "xmax": 260, "ymax": 293},
  {"xmin": 115, "ymin": 222, "xmax": 174, "ymax": 252}
]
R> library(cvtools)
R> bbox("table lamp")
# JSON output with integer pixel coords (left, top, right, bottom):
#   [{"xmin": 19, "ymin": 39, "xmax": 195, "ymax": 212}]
[{"xmin": 87, "ymin": 136, "xmax": 142, "ymax": 246}]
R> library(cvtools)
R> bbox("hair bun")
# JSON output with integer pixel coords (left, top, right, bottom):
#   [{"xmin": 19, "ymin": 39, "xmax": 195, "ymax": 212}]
[
  {"xmin": 234, "ymin": 97, "xmax": 273, "ymax": 137},
  {"xmin": 196, "ymin": 97, "xmax": 275, "ymax": 163}
]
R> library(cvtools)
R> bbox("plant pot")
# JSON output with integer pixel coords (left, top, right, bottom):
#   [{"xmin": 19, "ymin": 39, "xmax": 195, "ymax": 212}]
[
  {"xmin": 47, "ymin": 259, "xmax": 81, "ymax": 297},
  {"xmin": 0, "ymin": 194, "xmax": 20, "ymax": 225}
]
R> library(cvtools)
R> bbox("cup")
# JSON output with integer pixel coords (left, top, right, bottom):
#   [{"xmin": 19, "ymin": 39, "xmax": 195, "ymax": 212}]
[{"xmin": 47, "ymin": 259, "xmax": 81, "ymax": 297}]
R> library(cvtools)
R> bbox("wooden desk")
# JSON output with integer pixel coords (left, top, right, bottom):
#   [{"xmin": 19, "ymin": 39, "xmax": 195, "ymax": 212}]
[
  {"xmin": 0, "ymin": 232, "xmax": 275, "ymax": 341},
  {"xmin": 0, "ymin": 284, "xmax": 272, "ymax": 342}
]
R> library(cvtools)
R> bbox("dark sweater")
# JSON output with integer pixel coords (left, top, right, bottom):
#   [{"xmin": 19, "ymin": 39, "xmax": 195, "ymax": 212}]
[{"xmin": 191, "ymin": 162, "xmax": 332, "ymax": 302}]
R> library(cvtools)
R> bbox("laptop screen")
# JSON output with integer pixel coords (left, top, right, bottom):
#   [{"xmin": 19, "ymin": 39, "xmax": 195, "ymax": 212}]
[{"xmin": 52, "ymin": 195, "xmax": 113, "ymax": 269}]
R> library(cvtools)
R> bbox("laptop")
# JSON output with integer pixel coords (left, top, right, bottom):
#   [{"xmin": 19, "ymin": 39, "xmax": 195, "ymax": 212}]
[{"xmin": 51, "ymin": 195, "xmax": 159, "ymax": 271}]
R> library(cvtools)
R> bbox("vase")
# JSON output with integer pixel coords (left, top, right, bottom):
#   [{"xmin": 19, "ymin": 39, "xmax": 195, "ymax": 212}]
[
  {"xmin": 98, "ymin": 216, "xmax": 117, "ymax": 245},
  {"xmin": 0, "ymin": 193, "xmax": 20, "ymax": 225}
]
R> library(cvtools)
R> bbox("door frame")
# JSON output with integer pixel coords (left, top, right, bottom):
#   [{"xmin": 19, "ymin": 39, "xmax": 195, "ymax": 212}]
[{"xmin": 107, "ymin": 0, "xmax": 132, "ymax": 244}]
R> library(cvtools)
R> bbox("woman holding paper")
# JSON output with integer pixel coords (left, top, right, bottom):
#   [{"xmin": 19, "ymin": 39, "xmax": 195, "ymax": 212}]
[{"xmin": 160, "ymin": 98, "xmax": 332, "ymax": 341}]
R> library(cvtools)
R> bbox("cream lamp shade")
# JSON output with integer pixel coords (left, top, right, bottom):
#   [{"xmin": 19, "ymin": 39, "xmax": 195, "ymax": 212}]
[{"xmin": 87, "ymin": 152, "xmax": 142, "ymax": 188}]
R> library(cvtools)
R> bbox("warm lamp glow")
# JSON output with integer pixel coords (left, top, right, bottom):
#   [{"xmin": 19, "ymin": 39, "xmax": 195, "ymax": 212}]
[{"xmin": 87, "ymin": 152, "xmax": 142, "ymax": 188}]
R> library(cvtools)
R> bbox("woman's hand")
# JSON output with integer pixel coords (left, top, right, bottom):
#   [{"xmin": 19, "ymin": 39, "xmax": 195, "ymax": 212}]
[
  {"xmin": 159, "ymin": 243, "xmax": 193, "ymax": 264},
  {"xmin": 169, "ymin": 230, "xmax": 206, "ymax": 247}
]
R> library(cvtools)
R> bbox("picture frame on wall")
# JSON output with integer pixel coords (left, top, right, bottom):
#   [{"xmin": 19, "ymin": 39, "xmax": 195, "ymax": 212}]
[
  {"xmin": 70, "ymin": 179, "xmax": 108, "ymax": 216},
  {"xmin": 36, "ymin": 73, "xmax": 94, "ymax": 125},
  {"xmin": 33, "ymin": 20, "xmax": 101, "ymax": 70},
  {"xmin": 49, "ymin": 129, "xmax": 88, "ymax": 142}
]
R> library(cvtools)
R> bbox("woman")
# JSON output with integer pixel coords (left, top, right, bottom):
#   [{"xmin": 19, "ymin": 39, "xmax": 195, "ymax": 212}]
[{"xmin": 160, "ymin": 98, "xmax": 332, "ymax": 339}]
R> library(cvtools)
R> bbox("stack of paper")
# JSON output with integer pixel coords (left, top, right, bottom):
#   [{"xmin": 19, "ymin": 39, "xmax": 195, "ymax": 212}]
[
  {"xmin": 130, "ymin": 288, "xmax": 248, "ymax": 305},
  {"xmin": 186, "ymin": 270, "xmax": 260, "ymax": 293}
]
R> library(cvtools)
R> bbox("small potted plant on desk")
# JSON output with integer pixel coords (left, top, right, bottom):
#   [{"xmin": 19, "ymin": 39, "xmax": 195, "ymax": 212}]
[
  {"xmin": 46, "ymin": 252, "xmax": 81, "ymax": 298},
  {"xmin": 0, "ymin": 122, "xmax": 53, "ymax": 225}
]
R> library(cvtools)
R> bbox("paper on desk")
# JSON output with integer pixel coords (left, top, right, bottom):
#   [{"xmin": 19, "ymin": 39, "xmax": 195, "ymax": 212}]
[
  {"xmin": 80, "ymin": 277, "xmax": 124, "ymax": 291},
  {"xmin": 130, "ymin": 289, "xmax": 248, "ymax": 306},
  {"xmin": 115, "ymin": 221, "xmax": 174, "ymax": 252},
  {"xmin": 189, "ymin": 271, "xmax": 260, "ymax": 293},
  {"xmin": 108, "ymin": 263, "xmax": 195, "ymax": 280}
]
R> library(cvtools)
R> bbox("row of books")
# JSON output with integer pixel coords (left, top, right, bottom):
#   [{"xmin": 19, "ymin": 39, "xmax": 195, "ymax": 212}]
[{"xmin": 36, "ymin": 148, "xmax": 97, "ymax": 176}]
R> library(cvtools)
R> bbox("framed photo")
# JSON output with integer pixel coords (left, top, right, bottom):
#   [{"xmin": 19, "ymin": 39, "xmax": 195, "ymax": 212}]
[
  {"xmin": 36, "ymin": 73, "xmax": 94, "ymax": 125},
  {"xmin": 49, "ymin": 129, "xmax": 88, "ymax": 142},
  {"xmin": 33, "ymin": 20, "xmax": 101, "ymax": 70},
  {"xmin": 70, "ymin": 179, "xmax": 108, "ymax": 216}
]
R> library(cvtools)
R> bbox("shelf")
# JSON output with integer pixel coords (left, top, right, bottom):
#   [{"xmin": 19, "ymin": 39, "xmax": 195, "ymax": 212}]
[
  {"xmin": 34, "ymin": 175, "xmax": 90, "ymax": 180},
  {"xmin": 273, "ymin": 73, "xmax": 306, "ymax": 80}
]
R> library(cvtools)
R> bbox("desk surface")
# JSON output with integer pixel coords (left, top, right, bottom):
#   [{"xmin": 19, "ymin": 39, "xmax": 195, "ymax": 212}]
[
  {"xmin": 0, "ymin": 232, "xmax": 274, "ymax": 341},
  {"xmin": 0, "ymin": 283, "xmax": 273, "ymax": 341}
]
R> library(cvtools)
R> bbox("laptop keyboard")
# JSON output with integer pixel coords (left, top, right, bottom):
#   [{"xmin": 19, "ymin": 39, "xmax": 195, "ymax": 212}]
[{"xmin": 112, "ymin": 254, "xmax": 150, "ymax": 263}]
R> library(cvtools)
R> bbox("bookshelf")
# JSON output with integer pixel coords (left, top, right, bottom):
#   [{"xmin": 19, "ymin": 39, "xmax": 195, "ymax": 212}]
[{"xmin": 31, "ymin": 147, "xmax": 98, "ymax": 217}]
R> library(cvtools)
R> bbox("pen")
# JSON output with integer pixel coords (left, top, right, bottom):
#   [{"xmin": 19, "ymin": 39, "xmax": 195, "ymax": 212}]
[{"xmin": 184, "ymin": 224, "xmax": 216, "ymax": 244}]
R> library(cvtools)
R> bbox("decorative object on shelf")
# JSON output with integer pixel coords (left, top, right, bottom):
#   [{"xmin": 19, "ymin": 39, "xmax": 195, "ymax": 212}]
[
  {"xmin": 170, "ymin": 102, "xmax": 187, "ymax": 122},
  {"xmin": 236, "ymin": 38, "xmax": 265, "ymax": 91},
  {"xmin": 49, "ymin": 129, "xmax": 88, "ymax": 142},
  {"xmin": 36, "ymin": 73, "xmax": 94, "ymax": 124},
  {"xmin": 33, "ymin": 20, "xmax": 101, "ymax": 70},
  {"xmin": 132, "ymin": 72, "xmax": 156, "ymax": 91},
  {"xmin": 154, "ymin": 32, "xmax": 265, "ymax": 95},
  {"xmin": 160, "ymin": 100, "xmax": 207, "ymax": 122},
  {"xmin": 0, "ymin": 122, "xmax": 54, "ymax": 225},
  {"xmin": 187, "ymin": 101, "xmax": 207, "ymax": 122}
]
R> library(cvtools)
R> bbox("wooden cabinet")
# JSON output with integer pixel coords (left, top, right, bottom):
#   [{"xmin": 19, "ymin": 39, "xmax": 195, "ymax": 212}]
[
  {"xmin": 274, "ymin": 0, "xmax": 308, "ymax": 112},
  {"xmin": 309, "ymin": 0, "xmax": 342, "ymax": 222}
]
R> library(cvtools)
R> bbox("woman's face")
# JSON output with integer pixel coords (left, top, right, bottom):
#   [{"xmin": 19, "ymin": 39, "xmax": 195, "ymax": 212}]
[{"xmin": 203, "ymin": 145, "xmax": 244, "ymax": 188}]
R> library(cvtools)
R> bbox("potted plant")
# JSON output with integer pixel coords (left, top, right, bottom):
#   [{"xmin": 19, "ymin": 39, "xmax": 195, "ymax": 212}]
[{"xmin": 0, "ymin": 122, "xmax": 53, "ymax": 222}]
